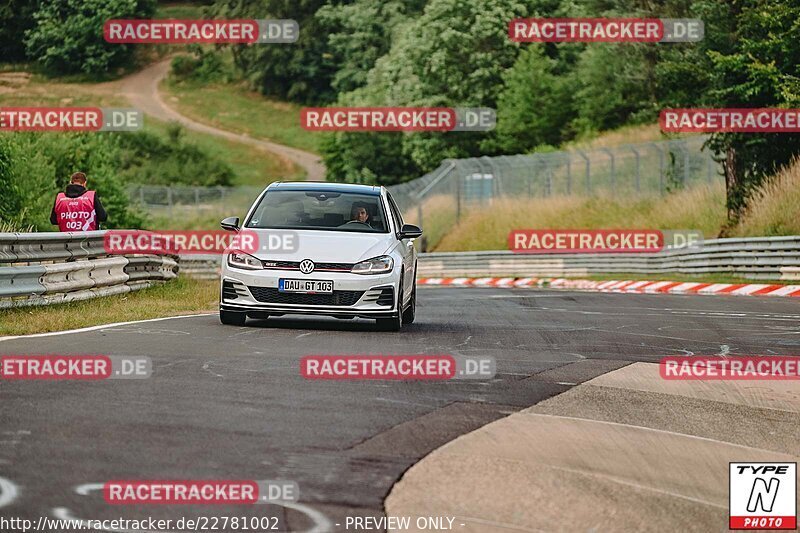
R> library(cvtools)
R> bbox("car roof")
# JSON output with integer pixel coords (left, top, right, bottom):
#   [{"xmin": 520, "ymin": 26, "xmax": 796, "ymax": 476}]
[{"xmin": 268, "ymin": 181, "xmax": 382, "ymax": 196}]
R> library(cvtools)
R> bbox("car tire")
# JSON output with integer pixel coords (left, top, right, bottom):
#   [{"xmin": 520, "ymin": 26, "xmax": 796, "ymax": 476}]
[
  {"xmin": 376, "ymin": 280, "xmax": 403, "ymax": 331},
  {"xmin": 220, "ymin": 309, "xmax": 247, "ymax": 326},
  {"xmin": 402, "ymin": 279, "xmax": 416, "ymax": 324}
]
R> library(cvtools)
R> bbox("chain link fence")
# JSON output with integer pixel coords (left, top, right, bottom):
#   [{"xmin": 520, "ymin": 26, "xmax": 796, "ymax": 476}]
[
  {"xmin": 387, "ymin": 136, "xmax": 722, "ymax": 250},
  {"xmin": 128, "ymin": 137, "xmax": 721, "ymax": 241},
  {"xmin": 128, "ymin": 185, "xmax": 264, "ymax": 225}
]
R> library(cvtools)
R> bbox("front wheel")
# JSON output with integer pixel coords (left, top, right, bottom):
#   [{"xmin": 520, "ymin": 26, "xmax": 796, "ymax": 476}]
[
  {"xmin": 376, "ymin": 280, "xmax": 403, "ymax": 331},
  {"xmin": 220, "ymin": 309, "xmax": 247, "ymax": 326},
  {"xmin": 402, "ymin": 280, "xmax": 416, "ymax": 324}
]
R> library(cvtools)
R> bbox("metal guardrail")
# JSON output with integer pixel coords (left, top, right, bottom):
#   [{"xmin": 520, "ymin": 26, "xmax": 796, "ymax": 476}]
[
  {"xmin": 0, "ymin": 232, "xmax": 179, "ymax": 308},
  {"xmin": 417, "ymin": 236, "xmax": 800, "ymax": 281},
  {"xmin": 4, "ymin": 233, "xmax": 795, "ymax": 305},
  {"xmin": 177, "ymin": 237, "xmax": 800, "ymax": 282},
  {"xmin": 179, "ymin": 255, "xmax": 222, "ymax": 280}
]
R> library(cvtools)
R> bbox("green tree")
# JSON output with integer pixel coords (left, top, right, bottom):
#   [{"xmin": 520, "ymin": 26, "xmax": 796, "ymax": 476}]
[
  {"xmin": 24, "ymin": 0, "xmax": 156, "ymax": 77},
  {"xmin": 324, "ymin": 0, "xmax": 536, "ymax": 184},
  {"xmin": 659, "ymin": 0, "xmax": 800, "ymax": 229},
  {"xmin": 0, "ymin": 0, "xmax": 41, "ymax": 62},
  {"xmin": 571, "ymin": 44, "xmax": 658, "ymax": 134},
  {"xmin": 214, "ymin": 0, "xmax": 338, "ymax": 104},
  {"xmin": 489, "ymin": 45, "xmax": 577, "ymax": 153},
  {"xmin": 317, "ymin": 0, "xmax": 426, "ymax": 94}
]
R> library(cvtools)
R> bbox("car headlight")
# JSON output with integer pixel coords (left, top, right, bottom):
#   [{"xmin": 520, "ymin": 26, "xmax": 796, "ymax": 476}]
[
  {"xmin": 227, "ymin": 250, "xmax": 262, "ymax": 270},
  {"xmin": 351, "ymin": 255, "xmax": 394, "ymax": 275}
]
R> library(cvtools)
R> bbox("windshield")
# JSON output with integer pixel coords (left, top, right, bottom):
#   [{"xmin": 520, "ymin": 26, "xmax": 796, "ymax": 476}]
[{"xmin": 245, "ymin": 189, "xmax": 389, "ymax": 233}]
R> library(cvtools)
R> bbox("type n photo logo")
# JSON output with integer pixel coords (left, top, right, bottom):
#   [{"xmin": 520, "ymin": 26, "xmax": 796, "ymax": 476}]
[{"xmin": 730, "ymin": 463, "xmax": 797, "ymax": 530}]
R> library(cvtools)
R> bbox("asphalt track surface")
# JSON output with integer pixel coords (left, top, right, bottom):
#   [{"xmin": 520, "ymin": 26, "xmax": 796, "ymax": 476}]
[{"xmin": 2, "ymin": 287, "xmax": 800, "ymax": 531}]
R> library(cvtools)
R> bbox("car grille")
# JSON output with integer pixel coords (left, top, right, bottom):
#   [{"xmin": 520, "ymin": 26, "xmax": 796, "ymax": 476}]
[
  {"xmin": 261, "ymin": 260, "xmax": 355, "ymax": 272},
  {"xmin": 247, "ymin": 286, "xmax": 364, "ymax": 306}
]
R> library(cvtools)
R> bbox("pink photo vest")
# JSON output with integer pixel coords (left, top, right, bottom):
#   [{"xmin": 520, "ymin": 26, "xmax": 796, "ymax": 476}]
[{"xmin": 54, "ymin": 190, "xmax": 97, "ymax": 232}]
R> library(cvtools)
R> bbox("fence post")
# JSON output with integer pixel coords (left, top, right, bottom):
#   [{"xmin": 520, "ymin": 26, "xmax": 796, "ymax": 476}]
[
  {"xmin": 683, "ymin": 141, "xmax": 690, "ymax": 186},
  {"xmin": 650, "ymin": 143, "xmax": 665, "ymax": 195},
  {"xmin": 565, "ymin": 154, "xmax": 572, "ymax": 195},
  {"xmin": 455, "ymin": 173, "xmax": 461, "ymax": 221},
  {"xmin": 629, "ymin": 145, "xmax": 640, "ymax": 193},
  {"xmin": 576, "ymin": 149, "xmax": 590, "ymax": 194},
  {"xmin": 167, "ymin": 187, "xmax": 173, "ymax": 217},
  {"xmin": 482, "ymin": 155, "xmax": 501, "ymax": 198},
  {"xmin": 542, "ymin": 157, "xmax": 551, "ymax": 197},
  {"xmin": 219, "ymin": 186, "xmax": 226, "ymax": 213},
  {"xmin": 601, "ymin": 148, "xmax": 615, "ymax": 197}
]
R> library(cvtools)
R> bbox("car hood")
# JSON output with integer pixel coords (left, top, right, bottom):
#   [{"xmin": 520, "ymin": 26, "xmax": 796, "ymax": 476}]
[{"xmin": 248, "ymin": 229, "xmax": 394, "ymax": 263}]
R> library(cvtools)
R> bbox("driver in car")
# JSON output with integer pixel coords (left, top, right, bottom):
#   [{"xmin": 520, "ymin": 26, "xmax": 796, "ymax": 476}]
[{"xmin": 350, "ymin": 205, "xmax": 370, "ymax": 224}]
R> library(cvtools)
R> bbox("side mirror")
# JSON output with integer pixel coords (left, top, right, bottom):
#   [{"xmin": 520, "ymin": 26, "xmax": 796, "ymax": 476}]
[
  {"xmin": 399, "ymin": 224, "xmax": 423, "ymax": 240},
  {"xmin": 220, "ymin": 217, "xmax": 240, "ymax": 232}
]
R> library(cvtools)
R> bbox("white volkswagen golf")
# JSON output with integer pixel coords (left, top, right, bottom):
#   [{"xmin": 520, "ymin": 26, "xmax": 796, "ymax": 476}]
[{"xmin": 218, "ymin": 182, "xmax": 422, "ymax": 330}]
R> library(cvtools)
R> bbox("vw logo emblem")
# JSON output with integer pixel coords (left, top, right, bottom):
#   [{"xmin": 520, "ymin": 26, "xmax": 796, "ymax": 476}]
[{"xmin": 299, "ymin": 259, "xmax": 315, "ymax": 274}]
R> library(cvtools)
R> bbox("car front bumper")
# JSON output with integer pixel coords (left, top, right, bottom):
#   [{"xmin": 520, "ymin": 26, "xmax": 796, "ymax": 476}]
[{"xmin": 220, "ymin": 265, "xmax": 401, "ymax": 319}]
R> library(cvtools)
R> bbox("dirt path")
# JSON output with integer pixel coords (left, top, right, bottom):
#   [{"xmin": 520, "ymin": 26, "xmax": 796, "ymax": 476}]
[{"xmin": 117, "ymin": 59, "xmax": 325, "ymax": 181}]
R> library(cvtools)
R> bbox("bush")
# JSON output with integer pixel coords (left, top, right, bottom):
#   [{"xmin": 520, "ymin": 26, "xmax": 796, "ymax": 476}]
[
  {"xmin": 0, "ymin": 132, "xmax": 145, "ymax": 230},
  {"xmin": 24, "ymin": 0, "xmax": 156, "ymax": 77},
  {"xmin": 171, "ymin": 46, "xmax": 233, "ymax": 83},
  {"xmin": 116, "ymin": 124, "xmax": 235, "ymax": 186},
  {"xmin": 0, "ymin": 0, "xmax": 40, "ymax": 62}
]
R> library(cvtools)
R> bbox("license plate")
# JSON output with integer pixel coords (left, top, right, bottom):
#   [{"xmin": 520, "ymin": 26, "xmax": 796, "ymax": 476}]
[{"xmin": 279, "ymin": 279, "xmax": 333, "ymax": 294}]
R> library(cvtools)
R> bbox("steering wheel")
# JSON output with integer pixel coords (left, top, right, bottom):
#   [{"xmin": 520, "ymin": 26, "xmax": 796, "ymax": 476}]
[{"xmin": 340, "ymin": 220, "xmax": 371, "ymax": 227}]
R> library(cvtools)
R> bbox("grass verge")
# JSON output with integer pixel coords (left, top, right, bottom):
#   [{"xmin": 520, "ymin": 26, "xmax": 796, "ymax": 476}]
[
  {"xmin": 145, "ymin": 117, "xmax": 302, "ymax": 186},
  {"xmin": 733, "ymin": 157, "xmax": 800, "ymax": 237},
  {"xmin": 433, "ymin": 182, "xmax": 727, "ymax": 252},
  {"xmin": 162, "ymin": 78, "xmax": 322, "ymax": 154},
  {"xmin": 0, "ymin": 277, "xmax": 217, "ymax": 337},
  {"xmin": 563, "ymin": 123, "xmax": 699, "ymax": 149}
]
